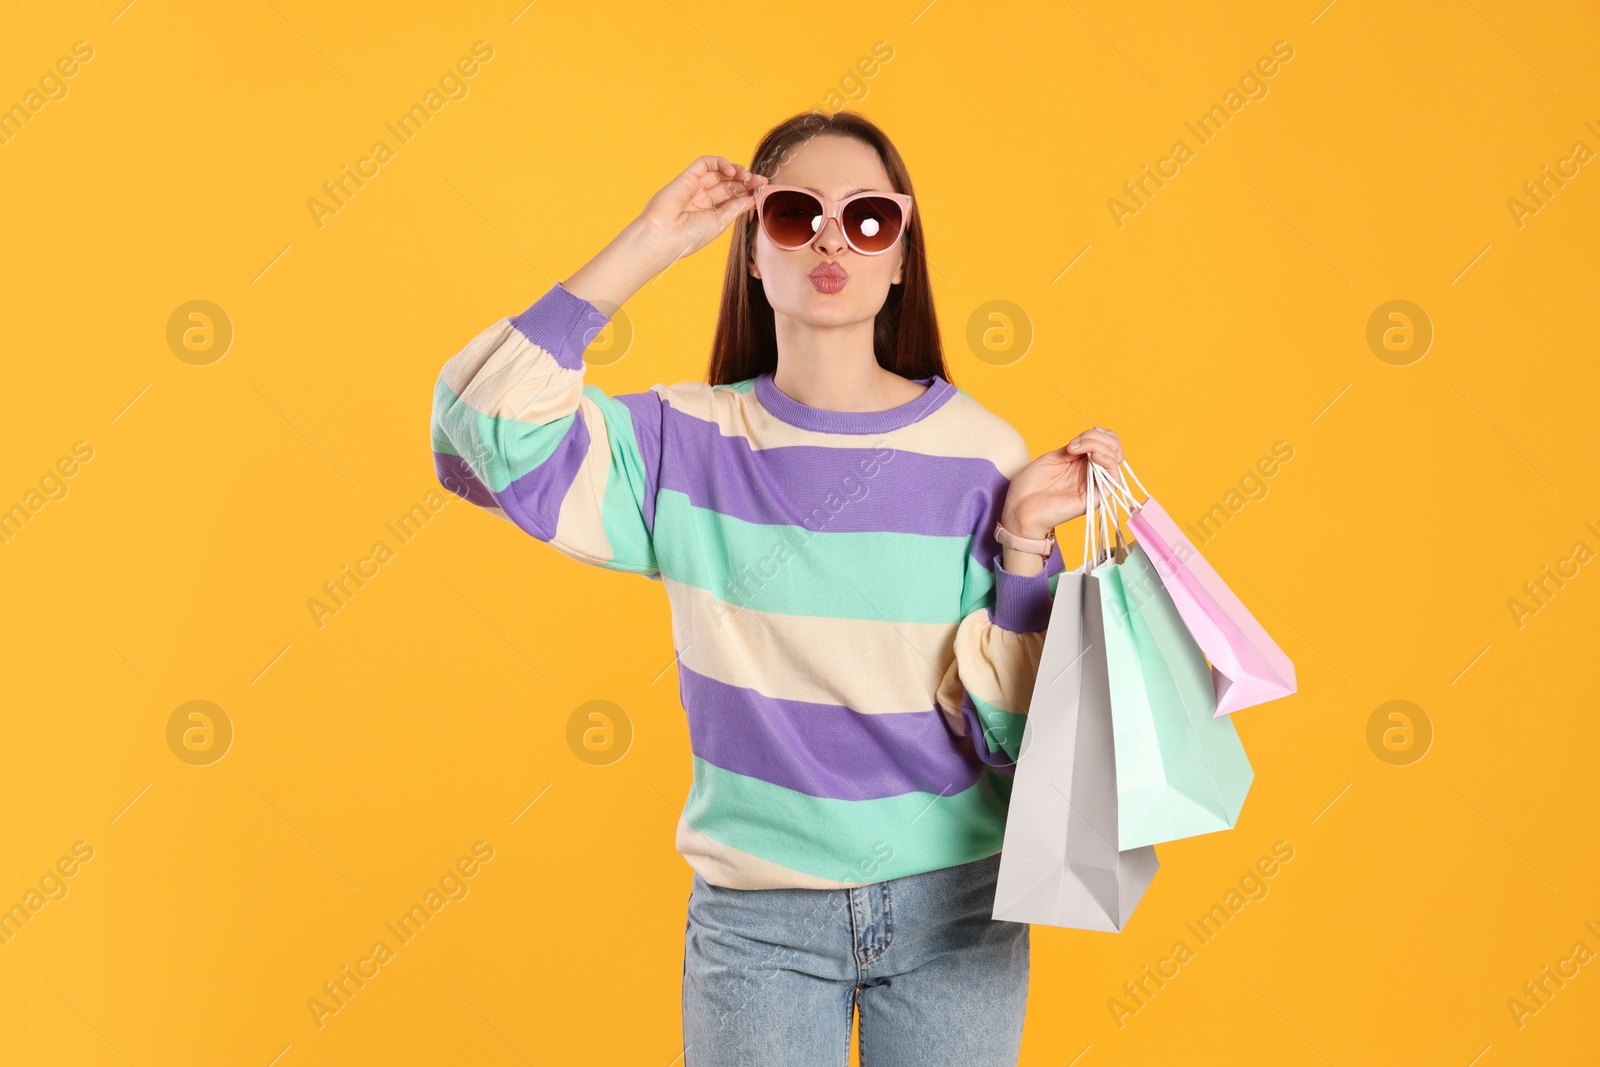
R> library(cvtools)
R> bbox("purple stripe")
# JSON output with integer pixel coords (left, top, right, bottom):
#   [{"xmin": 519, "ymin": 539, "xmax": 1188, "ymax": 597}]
[
  {"xmin": 959, "ymin": 694, "xmax": 1018, "ymax": 777},
  {"xmin": 493, "ymin": 418, "xmax": 591, "ymax": 539},
  {"xmin": 679, "ymin": 662, "xmax": 987, "ymax": 801},
  {"xmin": 434, "ymin": 418, "xmax": 590, "ymax": 541},
  {"xmin": 659, "ymin": 403, "xmax": 1009, "ymax": 542},
  {"xmin": 989, "ymin": 539, "xmax": 1066, "ymax": 633},
  {"xmin": 509, "ymin": 282, "xmax": 612, "ymax": 371},
  {"xmin": 754, "ymin": 370, "xmax": 956, "ymax": 434},
  {"xmin": 434, "ymin": 452, "xmax": 497, "ymax": 508}
]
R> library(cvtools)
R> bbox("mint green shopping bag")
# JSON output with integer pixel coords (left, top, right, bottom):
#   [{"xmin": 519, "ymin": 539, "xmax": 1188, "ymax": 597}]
[{"xmin": 1086, "ymin": 464, "xmax": 1254, "ymax": 850}]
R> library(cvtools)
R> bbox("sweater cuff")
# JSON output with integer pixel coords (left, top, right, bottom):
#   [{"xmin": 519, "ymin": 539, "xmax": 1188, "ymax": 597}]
[
  {"xmin": 990, "ymin": 538, "xmax": 1065, "ymax": 633},
  {"xmin": 508, "ymin": 281, "xmax": 612, "ymax": 372}
]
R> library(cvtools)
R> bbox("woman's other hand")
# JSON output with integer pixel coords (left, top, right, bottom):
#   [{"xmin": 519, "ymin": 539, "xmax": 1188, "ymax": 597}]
[
  {"xmin": 637, "ymin": 155, "xmax": 768, "ymax": 266},
  {"xmin": 564, "ymin": 156, "xmax": 768, "ymax": 314}
]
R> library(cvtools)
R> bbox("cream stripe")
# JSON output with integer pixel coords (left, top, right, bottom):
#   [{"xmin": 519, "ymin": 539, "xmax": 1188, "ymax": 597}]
[
  {"xmin": 943, "ymin": 608, "xmax": 1047, "ymax": 716},
  {"xmin": 447, "ymin": 434, "xmax": 620, "ymax": 568},
  {"xmin": 438, "ymin": 318, "xmax": 510, "ymax": 397},
  {"xmin": 662, "ymin": 577, "xmax": 956, "ymax": 714},
  {"xmin": 440, "ymin": 317, "xmax": 585, "ymax": 424},
  {"xmin": 548, "ymin": 390, "xmax": 622, "ymax": 565},
  {"xmin": 676, "ymin": 812, "xmax": 865, "ymax": 889}
]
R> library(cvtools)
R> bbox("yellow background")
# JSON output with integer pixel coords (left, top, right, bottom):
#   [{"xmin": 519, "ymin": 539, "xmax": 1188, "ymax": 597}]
[{"xmin": 2, "ymin": 0, "xmax": 1596, "ymax": 1063}]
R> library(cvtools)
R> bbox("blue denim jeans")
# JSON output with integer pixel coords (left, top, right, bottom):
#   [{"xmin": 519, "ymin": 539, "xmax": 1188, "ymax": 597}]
[{"xmin": 681, "ymin": 851, "xmax": 1029, "ymax": 1065}]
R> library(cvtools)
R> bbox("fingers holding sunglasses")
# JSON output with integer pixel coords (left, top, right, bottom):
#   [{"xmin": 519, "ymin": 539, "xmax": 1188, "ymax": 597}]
[
  {"xmin": 685, "ymin": 155, "xmax": 739, "ymax": 182},
  {"xmin": 708, "ymin": 175, "xmax": 764, "ymax": 206},
  {"xmin": 713, "ymin": 191, "xmax": 757, "ymax": 227},
  {"xmin": 727, "ymin": 162, "xmax": 767, "ymax": 189},
  {"xmin": 705, "ymin": 181, "xmax": 765, "ymax": 228},
  {"xmin": 705, "ymin": 180, "xmax": 766, "ymax": 222},
  {"xmin": 641, "ymin": 158, "xmax": 767, "ymax": 262},
  {"xmin": 692, "ymin": 157, "xmax": 766, "ymax": 195},
  {"xmin": 718, "ymin": 165, "xmax": 770, "ymax": 224}
]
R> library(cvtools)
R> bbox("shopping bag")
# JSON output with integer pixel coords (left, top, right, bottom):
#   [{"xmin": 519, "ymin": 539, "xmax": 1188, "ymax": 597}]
[
  {"xmin": 1101, "ymin": 459, "xmax": 1297, "ymax": 717},
  {"xmin": 992, "ymin": 473, "xmax": 1159, "ymax": 932},
  {"xmin": 1088, "ymin": 463, "xmax": 1254, "ymax": 851}
]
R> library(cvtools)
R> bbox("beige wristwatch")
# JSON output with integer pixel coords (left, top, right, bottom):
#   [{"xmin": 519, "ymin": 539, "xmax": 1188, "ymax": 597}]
[{"xmin": 994, "ymin": 520, "xmax": 1055, "ymax": 563}]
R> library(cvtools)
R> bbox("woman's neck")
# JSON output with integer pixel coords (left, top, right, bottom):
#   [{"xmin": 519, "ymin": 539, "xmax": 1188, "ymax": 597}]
[{"xmin": 769, "ymin": 317, "xmax": 925, "ymax": 412}]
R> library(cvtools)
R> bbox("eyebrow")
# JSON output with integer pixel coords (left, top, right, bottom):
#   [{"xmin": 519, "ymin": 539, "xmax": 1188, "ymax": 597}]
[{"xmin": 799, "ymin": 185, "xmax": 874, "ymax": 197}]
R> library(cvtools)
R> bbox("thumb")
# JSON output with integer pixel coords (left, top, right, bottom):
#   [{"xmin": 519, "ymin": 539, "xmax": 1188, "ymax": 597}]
[{"xmin": 718, "ymin": 194, "xmax": 754, "ymax": 226}]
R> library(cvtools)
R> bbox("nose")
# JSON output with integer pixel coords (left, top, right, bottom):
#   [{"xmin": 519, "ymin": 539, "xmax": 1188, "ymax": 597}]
[{"xmin": 811, "ymin": 212, "xmax": 848, "ymax": 255}]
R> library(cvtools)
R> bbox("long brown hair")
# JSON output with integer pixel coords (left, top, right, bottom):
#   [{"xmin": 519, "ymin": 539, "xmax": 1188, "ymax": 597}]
[{"xmin": 706, "ymin": 111, "xmax": 951, "ymax": 387}]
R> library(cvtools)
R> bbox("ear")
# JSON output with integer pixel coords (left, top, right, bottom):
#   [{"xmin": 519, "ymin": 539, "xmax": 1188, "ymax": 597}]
[{"xmin": 891, "ymin": 249, "xmax": 904, "ymax": 285}]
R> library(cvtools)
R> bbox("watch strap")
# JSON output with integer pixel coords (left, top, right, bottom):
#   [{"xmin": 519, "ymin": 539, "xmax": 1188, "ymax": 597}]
[{"xmin": 994, "ymin": 520, "xmax": 1055, "ymax": 559}]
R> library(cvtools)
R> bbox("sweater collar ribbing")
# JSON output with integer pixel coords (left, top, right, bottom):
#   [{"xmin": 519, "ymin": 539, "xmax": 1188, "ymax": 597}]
[{"xmin": 753, "ymin": 371, "xmax": 955, "ymax": 434}]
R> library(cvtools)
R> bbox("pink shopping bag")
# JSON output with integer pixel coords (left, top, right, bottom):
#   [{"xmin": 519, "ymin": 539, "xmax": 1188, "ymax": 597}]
[{"xmin": 1095, "ymin": 460, "xmax": 1297, "ymax": 717}]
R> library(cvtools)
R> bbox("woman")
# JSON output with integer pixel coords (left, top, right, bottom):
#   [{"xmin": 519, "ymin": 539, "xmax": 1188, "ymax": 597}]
[{"xmin": 430, "ymin": 111, "xmax": 1125, "ymax": 1064}]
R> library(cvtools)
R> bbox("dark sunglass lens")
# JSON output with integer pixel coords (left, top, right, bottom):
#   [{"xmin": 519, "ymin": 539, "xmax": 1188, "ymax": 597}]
[
  {"xmin": 844, "ymin": 197, "xmax": 904, "ymax": 252},
  {"xmin": 762, "ymin": 190, "xmax": 823, "ymax": 247}
]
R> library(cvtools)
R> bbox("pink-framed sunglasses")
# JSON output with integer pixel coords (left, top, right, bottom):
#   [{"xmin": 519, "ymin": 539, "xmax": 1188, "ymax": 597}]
[{"xmin": 752, "ymin": 184, "xmax": 914, "ymax": 256}]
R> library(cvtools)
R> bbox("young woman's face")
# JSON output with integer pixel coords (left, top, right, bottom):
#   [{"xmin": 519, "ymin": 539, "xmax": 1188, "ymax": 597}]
[{"xmin": 749, "ymin": 134, "xmax": 906, "ymax": 329}]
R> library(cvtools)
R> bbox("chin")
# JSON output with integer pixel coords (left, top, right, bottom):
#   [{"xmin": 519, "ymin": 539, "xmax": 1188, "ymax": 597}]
[
  {"xmin": 793, "ymin": 283, "xmax": 880, "ymax": 316},
  {"xmin": 794, "ymin": 299, "xmax": 866, "ymax": 326}
]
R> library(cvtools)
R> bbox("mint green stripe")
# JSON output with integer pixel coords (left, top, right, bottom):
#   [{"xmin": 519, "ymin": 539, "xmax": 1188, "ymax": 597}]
[
  {"xmin": 959, "ymin": 546, "xmax": 1067, "ymax": 616},
  {"xmin": 431, "ymin": 377, "xmax": 576, "ymax": 492},
  {"xmin": 684, "ymin": 756, "xmax": 1008, "ymax": 882},
  {"xmin": 653, "ymin": 489, "xmax": 968, "ymax": 624},
  {"xmin": 969, "ymin": 696, "xmax": 1028, "ymax": 763},
  {"xmin": 431, "ymin": 385, "xmax": 460, "ymax": 455},
  {"xmin": 583, "ymin": 385, "xmax": 657, "ymax": 574},
  {"xmin": 432, "ymin": 377, "xmax": 657, "ymax": 574},
  {"xmin": 960, "ymin": 548, "xmax": 997, "ymax": 618}
]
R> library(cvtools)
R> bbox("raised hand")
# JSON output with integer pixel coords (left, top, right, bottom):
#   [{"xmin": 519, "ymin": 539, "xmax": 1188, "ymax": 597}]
[
  {"xmin": 637, "ymin": 155, "xmax": 769, "ymax": 266},
  {"xmin": 562, "ymin": 155, "xmax": 768, "ymax": 315}
]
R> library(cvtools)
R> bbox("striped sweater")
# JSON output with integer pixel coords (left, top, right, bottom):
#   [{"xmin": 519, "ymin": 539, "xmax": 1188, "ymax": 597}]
[{"xmin": 430, "ymin": 281, "xmax": 1065, "ymax": 890}]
